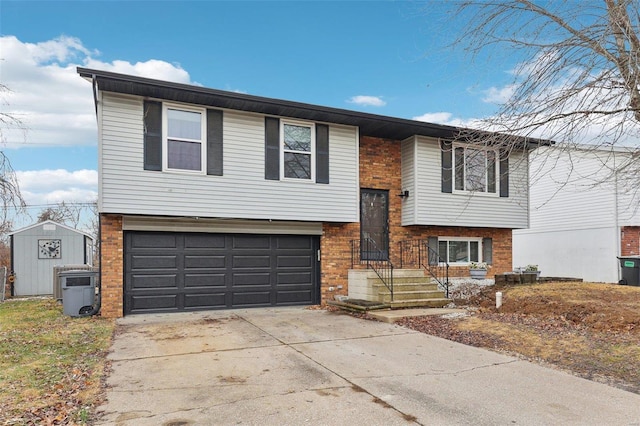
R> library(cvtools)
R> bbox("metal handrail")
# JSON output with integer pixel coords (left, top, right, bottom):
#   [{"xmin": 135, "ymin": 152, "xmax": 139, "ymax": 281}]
[
  {"xmin": 351, "ymin": 238, "xmax": 394, "ymax": 301},
  {"xmin": 399, "ymin": 240, "xmax": 449, "ymax": 298}
]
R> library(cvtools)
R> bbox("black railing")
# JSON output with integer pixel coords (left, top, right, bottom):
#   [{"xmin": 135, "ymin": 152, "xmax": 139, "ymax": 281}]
[
  {"xmin": 399, "ymin": 240, "xmax": 449, "ymax": 298},
  {"xmin": 351, "ymin": 238, "xmax": 394, "ymax": 301}
]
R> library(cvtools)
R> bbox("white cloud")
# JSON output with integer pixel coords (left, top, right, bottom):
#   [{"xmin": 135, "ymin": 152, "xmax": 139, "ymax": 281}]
[
  {"xmin": 412, "ymin": 111, "xmax": 485, "ymax": 129},
  {"xmin": 482, "ymin": 85, "xmax": 516, "ymax": 104},
  {"xmin": 347, "ymin": 95, "xmax": 386, "ymax": 107},
  {"xmin": 16, "ymin": 169, "xmax": 98, "ymax": 206},
  {"xmin": 0, "ymin": 35, "xmax": 195, "ymax": 148}
]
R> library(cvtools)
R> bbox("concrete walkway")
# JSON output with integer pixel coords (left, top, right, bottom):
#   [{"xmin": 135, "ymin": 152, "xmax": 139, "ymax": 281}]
[{"xmin": 97, "ymin": 307, "xmax": 640, "ymax": 425}]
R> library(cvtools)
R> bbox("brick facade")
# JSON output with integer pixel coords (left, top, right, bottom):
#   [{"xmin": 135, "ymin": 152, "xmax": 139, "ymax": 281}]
[
  {"xmin": 621, "ymin": 226, "xmax": 640, "ymax": 256},
  {"xmin": 100, "ymin": 214, "xmax": 124, "ymax": 318},
  {"xmin": 320, "ymin": 136, "xmax": 513, "ymax": 301}
]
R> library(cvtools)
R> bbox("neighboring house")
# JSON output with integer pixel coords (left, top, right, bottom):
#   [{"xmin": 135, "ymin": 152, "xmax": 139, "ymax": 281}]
[
  {"xmin": 9, "ymin": 220, "xmax": 94, "ymax": 296},
  {"xmin": 513, "ymin": 146, "xmax": 640, "ymax": 283},
  {"xmin": 78, "ymin": 68, "xmax": 548, "ymax": 317}
]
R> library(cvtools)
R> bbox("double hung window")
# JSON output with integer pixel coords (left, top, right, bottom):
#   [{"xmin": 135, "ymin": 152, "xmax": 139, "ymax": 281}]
[
  {"xmin": 281, "ymin": 121, "xmax": 315, "ymax": 180},
  {"xmin": 164, "ymin": 105, "xmax": 206, "ymax": 172},
  {"xmin": 454, "ymin": 146, "xmax": 497, "ymax": 193}
]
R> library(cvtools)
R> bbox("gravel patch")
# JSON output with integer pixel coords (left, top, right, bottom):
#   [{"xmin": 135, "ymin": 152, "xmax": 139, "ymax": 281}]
[{"xmin": 447, "ymin": 278, "xmax": 495, "ymax": 301}]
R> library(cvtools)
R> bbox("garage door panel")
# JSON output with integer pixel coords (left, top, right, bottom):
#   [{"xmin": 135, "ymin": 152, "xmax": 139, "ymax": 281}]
[
  {"xmin": 130, "ymin": 234, "xmax": 178, "ymax": 249},
  {"xmin": 233, "ymin": 235, "xmax": 270, "ymax": 249},
  {"xmin": 184, "ymin": 255, "xmax": 226, "ymax": 269},
  {"xmin": 184, "ymin": 234, "xmax": 226, "ymax": 249},
  {"xmin": 277, "ymin": 290, "xmax": 313, "ymax": 304},
  {"xmin": 277, "ymin": 272, "xmax": 312, "ymax": 285},
  {"xmin": 130, "ymin": 274, "xmax": 177, "ymax": 289},
  {"xmin": 184, "ymin": 274, "xmax": 226, "ymax": 287},
  {"xmin": 276, "ymin": 236, "xmax": 312, "ymax": 249},
  {"xmin": 277, "ymin": 255, "xmax": 312, "ymax": 268},
  {"xmin": 129, "ymin": 294, "xmax": 179, "ymax": 313},
  {"xmin": 125, "ymin": 232, "xmax": 319, "ymax": 314},
  {"xmin": 232, "ymin": 291, "xmax": 271, "ymax": 306},
  {"xmin": 184, "ymin": 293, "xmax": 226, "ymax": 309},
  {"xmin": 232, "ymin": 255, "xmax": 270, "ymax": 268},
  {"xmin": 232, "ymin": 272, "xmax": 271, "ymax": 286},
  {"xmin": 131, "ymin": 255, "xmax": 177, "ymax": 270}
]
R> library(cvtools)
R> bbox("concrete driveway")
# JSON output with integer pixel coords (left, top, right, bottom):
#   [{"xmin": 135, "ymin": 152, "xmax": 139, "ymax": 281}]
[{"xmin": 97, "ymin": 307, "xmax": 640, "ymax": 425}]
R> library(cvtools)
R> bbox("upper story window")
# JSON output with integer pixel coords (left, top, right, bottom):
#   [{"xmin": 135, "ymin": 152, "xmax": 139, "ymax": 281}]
[
  {"xmin": 453, "ymin": 145, "xmax": 497, "ymax": 193},
  {"xmin": 281, "ymin": 121, "xmax": 315, "ymax": 180},
  {"xmin": 164, "ymin": 105, "xmax": 206, "ymax": 173}
]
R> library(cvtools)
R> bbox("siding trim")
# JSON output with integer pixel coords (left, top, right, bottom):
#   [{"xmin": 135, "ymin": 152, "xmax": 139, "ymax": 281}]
[{"xmin": 122, "ymin": 216, "xmax": 323, "ymax": 235}]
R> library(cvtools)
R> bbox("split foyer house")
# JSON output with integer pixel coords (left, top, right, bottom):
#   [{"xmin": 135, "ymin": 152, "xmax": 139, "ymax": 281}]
[{"xmin": 78, "ymin": 68, "xmax": 548, "ymax": 317}]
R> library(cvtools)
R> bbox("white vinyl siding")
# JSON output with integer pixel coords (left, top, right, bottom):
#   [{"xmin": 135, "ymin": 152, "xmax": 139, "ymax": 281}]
[
  {"xmin": 519, "ymin": 147, "xmax": 619, "ymax": 234},
  {"xmin": 401, "ymin": 136, "xmax": 529, "ymax": 229},
  {"xmin": 512, "ymin": 146, "xmax": 640, "ymax": 283},
  {"xmin": 99, "ymin": 93, "xmax": 358, "ymax": 222}
]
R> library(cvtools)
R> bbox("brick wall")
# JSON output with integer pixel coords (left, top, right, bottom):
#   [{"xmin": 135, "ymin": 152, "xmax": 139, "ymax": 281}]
[
  {"xmin": 100, "ymin": 214, "xmax": 124, "ymax": 318},
  {"xmin": 320, "ymin": 136, "xmax": 513, "ymax": 302},
  {"xmin": 621, "ymin": 226, "xmax": 640, "ymax": 256}
]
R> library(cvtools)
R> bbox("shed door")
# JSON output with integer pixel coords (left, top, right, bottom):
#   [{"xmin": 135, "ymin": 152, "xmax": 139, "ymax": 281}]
[{"xmin": 124, "ymin": 232, "xmax": 319, "ymax": 314}]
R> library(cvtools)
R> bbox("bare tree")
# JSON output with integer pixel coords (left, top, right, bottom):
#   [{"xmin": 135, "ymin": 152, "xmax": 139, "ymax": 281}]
[
  {"xmin": 438, "ymin": 0, "xmax": 640, "ymax": 198},
  {"xmin": 0, "ymin": 84, "xmax": 26, "ymax": 239},
  {"xmin": 37, "ymin": 201, "xmax": 83, "ymax": 228}
]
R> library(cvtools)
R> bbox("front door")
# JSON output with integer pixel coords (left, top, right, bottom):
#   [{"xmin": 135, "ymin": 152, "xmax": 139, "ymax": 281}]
[{"xmin": 360, "ymin": 189, "xmax": 389, "ymax": 260}]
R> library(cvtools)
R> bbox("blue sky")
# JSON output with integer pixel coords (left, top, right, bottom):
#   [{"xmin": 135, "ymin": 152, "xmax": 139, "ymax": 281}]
[{"xmin": 1, "ymin": 0, "xmax": 517, "ymax": 229}]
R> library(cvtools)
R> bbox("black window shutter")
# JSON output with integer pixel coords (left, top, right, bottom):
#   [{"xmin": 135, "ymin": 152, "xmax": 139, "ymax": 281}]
[
  {"xmin": 427, "ymin": 236, "xmax": 439, "ymax": 265},
  {"xmin": 143, "ymin": 101, "xmax": 162, "ymax": 171},
  {"xmin": 441, "ymin": 141, "xmax": 453, "ymax": 193},
  {"xmin": 207, "ymin": 109, "xmax": 223, "ymax": 176},
  {"xmin": 499, "ymin": 151, "xmax": 509, "ymax": 197},
  {"xmin": 483, "ymin": 237, "xmax": 493, "ymax": 265},
  {"xmin": 265, "ymin": 117, "xmax": 280, "ymax": 180},
  {"xmin": 316, "ymin": 124, "xmax": 329, "ymax": 184}
]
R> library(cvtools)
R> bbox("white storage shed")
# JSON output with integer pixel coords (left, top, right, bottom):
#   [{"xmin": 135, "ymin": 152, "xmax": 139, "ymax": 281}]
[{"xmin": 9, "ymin": 220, "xmax": 94, "ymax": 296}]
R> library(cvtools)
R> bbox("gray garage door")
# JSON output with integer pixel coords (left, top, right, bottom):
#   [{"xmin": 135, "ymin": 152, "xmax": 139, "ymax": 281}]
[{"xmin": 124, "ymin": 232, "xmax": 320, "ymax": 315}]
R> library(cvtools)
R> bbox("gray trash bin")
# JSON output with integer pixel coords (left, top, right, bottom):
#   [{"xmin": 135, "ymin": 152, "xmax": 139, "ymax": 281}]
[
  {"xmin": 60, "ymin": 270, "xmax": 97, "ymax": 317},
  {"xmin": 618, "ymin": 256, "xmax": 640, "ymax": 286}
]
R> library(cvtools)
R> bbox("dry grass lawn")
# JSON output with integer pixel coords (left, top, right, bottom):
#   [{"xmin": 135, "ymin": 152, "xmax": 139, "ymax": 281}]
[
  {"xmin": 398, "ymin": 282, "xmax": 640, "ymax": 394},
  {"xmin": 0, "ymin": 298, "xmax": 115, "ymax": 425}
]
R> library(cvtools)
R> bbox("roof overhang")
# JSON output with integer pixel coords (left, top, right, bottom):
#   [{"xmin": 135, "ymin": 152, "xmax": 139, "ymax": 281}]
[{"xmin": 78, "ymin": 67, "xmax": 553, "ymax": 149}]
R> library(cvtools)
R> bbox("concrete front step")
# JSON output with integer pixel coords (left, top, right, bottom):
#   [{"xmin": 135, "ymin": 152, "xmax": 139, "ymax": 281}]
[
  {"xmin": 389, "ymin": 298, "xmax": 451, "ymax": 309},
  {"xmin": 372, "ymin": 282, "xmax": 440, "ymax": 292},
  {"xmin": 379, "ymin": 290, "xmax": 446, "ymax": 302}
]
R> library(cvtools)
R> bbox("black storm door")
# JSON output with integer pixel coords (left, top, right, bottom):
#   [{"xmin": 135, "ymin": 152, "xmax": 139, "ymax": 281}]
[{"xmin": 360, "ymin": 189, "xmax": 389, "ymax": 261}]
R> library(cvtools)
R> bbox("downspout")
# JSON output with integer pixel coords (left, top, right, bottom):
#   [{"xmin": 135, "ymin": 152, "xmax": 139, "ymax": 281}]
[
  {"xmin": 91, "ymin": 74, "xmax": 98, "ymax": 115},
  {"xmin": 80, "ymin": 218, "xmax": 101, "ymax": 317},
  {"xmin": 80, "ymin": 76, "xmax": 101, "ymax": 316},
  {"xmin": 614, "ymin": 161, "xmax": 621, "ymax": 283},
  {"xmin": 9, "ymin": 234, "xmax": 14, "ymax": 297}
]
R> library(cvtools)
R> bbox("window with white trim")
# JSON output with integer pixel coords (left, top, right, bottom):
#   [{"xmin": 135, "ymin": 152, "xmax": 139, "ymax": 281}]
[
  {"xmin": 438, "ymin": 237, "xmax": 482, "ymax": 264},
  {"xmin": 281, "ymin": 121, "xmax": 315, "ymax": 180},
  {"xmin": 163, "ymin": 105, "xmax": 206, "ymax": 173},
  {"xmin": 454, "ymin": 145, "xmax": 498, "ymax": 193}
]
